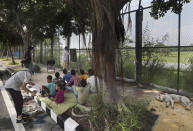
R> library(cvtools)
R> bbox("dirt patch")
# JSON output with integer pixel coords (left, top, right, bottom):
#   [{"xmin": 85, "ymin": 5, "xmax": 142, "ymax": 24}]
[
  {"xmin": 31, "ymin": 66, "xmax": 63, "ymax": 86},
  {"xmin": 149, "ymin": 99, "xmax": 193, "ymax": 131}
]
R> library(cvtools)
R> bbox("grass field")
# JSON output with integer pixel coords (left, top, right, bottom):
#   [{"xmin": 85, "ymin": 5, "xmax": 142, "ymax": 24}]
[
  {"xmin": 0, "ymin": 57, "xmax": 21, "ymax": 66},
  {"xmin": 120, "ymin": 49, "xmax": 193, "ymax": 64},
  {"xmin": 162, "ymin": 51, "xmax": 193, "ymax": 64}
]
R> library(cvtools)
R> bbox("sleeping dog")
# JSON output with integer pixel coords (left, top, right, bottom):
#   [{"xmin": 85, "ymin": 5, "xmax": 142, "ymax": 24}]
[{"xmin": 156, "ymin": 93, "xmax": 192, "ymax": 110}]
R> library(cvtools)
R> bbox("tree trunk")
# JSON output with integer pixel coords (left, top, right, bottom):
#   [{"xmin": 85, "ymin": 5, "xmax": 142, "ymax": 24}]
[
  {"xmin": 23, "ymin": 37, "xmax": 30, "ymax": 52},
  {"xmin": 82, "ymin": 32, "xmax": 87, "ymax": 48},
  {"xmin": 66, "ymin": 36, "xmax": 71, "ymax": 65},
  {"xmin": 66, "ymin": 36, "xmax": 71, "ymax": 48},
  {"xmin": 0, "ymin": 49, "xmax": 5, "ymax": 58},
  {"xmin": 6, "ymin": 49, "xmax": 9, "ymax": 60},
  {"xmin": 8, "ymin": 44, "xmax": 16, "ymax": 65},
  {"xmin": 20, "ymin": 33, "xmax": 30, "ymax": 52},
  {"xmin": 32, "ymin": 45, "xmax": 35, "ymax": 62},
  {"xmin": 51, "ymin": 35, "xmax": 54, "ymax": 59},
  {"xmin": 40, "ymin": 42, "xmax": 43, "ymax": 63},
  {"xmin": 18, "ymin": 46, "xmax": 21, "ymax": 59},
  {"xmin": 44, "ymin": 42, "xmax": 47, "ymax": 64},
  {"xmin": 91, "ymin": 0, "xmax": 123, "ymax": 106},
  {"xmin": 21, "ymin": 45, "xmax": 24, "ymax": 58}
]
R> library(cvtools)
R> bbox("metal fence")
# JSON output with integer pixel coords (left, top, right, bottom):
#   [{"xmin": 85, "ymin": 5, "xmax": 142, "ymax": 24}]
[
  {"xmin": 31, "ymin": 1, "xmax": 193, "ymax": 94},
  {"xmin": 141, "ymin": 46, "xmax": 193, "ymax": 93},
  {"xmin": 32, "ymin": 46, "xmax": 193, "ymax": 93}
]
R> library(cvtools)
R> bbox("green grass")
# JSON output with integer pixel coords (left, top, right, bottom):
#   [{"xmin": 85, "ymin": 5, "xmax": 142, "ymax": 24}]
[
  {"xmin": 8, "ymin": 61, "xmax": 19, "ymax": 65},
  {"xmin": 1, "ymin": 58, "xmax": 11, "ymax": 61},
  {"xmin": 142, "ymin": 51, "xmax": 193, "ymax": 64},
  {"xmin": 121, "ymin": 50, "xmax": 193, "ymax": 64},
  {"xmin": 88, "ymin": 93, "xmax": 151, "ymax": 131},
  {"xmin": 162, "ymin": 51, "xmax": 193, "ymax": 64}
]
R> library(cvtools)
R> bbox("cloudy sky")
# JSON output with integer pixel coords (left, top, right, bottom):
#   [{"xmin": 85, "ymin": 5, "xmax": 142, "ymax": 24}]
[{"xmin": 60, "ymin": 0, "xmax": 193, "ymax": 48}]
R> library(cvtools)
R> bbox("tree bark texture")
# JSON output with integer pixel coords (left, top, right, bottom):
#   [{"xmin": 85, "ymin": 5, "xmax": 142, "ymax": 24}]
[
  {"xmin": 40, "ymin": 42, "xmax": 43, "ymax": 63},
  {"xmin": 21, "ymin": 33, "xmax": 31, "ymax": 52},
  {"xmin": 51, "ymin": 35, "xmax": 54, "ymax": 59},
  {"xmin": 6, "ymin": 49, "xmax": 9, "ymax": 60},
  {"xmin": 8, "ymin": 44, "xmax": 16, "ymax": 64},
  {"xmin": 66, "ymin": 36, "xmax": 71, "ymax": 48},
  {"xmin": 90, "ymin": 0, "xmax": 129, "ymax": 105}
]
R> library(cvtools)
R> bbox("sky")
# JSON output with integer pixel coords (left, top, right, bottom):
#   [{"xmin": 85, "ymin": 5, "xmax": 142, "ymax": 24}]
[{"xmin": 59, "ymin": 0, "xmax": 193, "ymax": 48}]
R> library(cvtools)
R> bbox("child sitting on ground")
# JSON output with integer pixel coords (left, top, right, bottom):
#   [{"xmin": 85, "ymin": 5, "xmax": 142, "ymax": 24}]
[
  {"xmin": 41, "ymin": 75, "xmax": 56, "ymax": 98},
  {"xmin": 51, "ymin": 81, "xmax": 64, "ymax": 104},
  {"xmin": 87, "ymin": 69, "xmax": 99, "ymax": 93},
  {"xmin": 63, "ymin": 68, "xmax": 72, "ymax": 83},
  {"xmin": 80, "ymin": 69, "xmax": 88, "ymax": 80},
  {"xmin": 52, "ymin": 72, "xmax": 62, "ymax": 84},
  {"xmin": 67, "ymin": 69, "xmax": 81, "ymax": 87},
  {"xmin": 73, "ymin": 79, "xmax": 89, "ymax": 104}
]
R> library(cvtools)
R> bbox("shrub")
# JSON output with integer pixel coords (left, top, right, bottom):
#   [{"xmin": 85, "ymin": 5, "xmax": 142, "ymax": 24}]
[
  {"xmin": 88, "ymin": 94, "xmax": 150, "ymax": 131},
  {"xmin": 181, "ymin": 57, "xmax": 193, "ymax": 92},
  {"xmin": 116, "ymin": 49, "xmax": 135, "ymax": 79}
]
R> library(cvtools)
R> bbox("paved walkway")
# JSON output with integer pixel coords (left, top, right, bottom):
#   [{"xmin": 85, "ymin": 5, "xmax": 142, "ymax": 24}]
[
  {"xmin": 1, "ymin": 59, "xmax": 193, "ymax": 131},
  {"xmin": 0, "ymin": 61, "xmax": 63, "ymax": 131},
  {"xmin": 0, "ymin": 86, "xmax": 14, "ymax": 131}
]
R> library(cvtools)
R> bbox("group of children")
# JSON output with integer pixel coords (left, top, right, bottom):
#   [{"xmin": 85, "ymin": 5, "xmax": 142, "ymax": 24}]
[{"xmin": 41, "ymin": 68, "xmax": 97, "ymax": 104}]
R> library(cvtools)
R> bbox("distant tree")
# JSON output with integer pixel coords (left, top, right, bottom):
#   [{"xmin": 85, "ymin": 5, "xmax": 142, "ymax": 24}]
[
  {"xmin": 155, "ymin": 42, "xmax": 165, "ymax": 47},
  {"xmin": 0, "ymin": 0, "xmax": 66, "ymax": 52},
  {"xmin": 189, "ymin": 43, "xmax": 193, "ymax": 46},
  {"xmin": 0, "ymin": 22, "xmax": 23, "ymax": 64},
  {"xmin": 150, "ymin": 0, "xmax": 190, "ymax": 19}
]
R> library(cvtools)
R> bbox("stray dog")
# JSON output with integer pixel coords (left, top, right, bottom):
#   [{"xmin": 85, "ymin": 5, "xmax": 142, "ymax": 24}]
[
  {"xmin": 156, "ymin": 93, "xmax": 192, "ymax": 110},
  {"xmin": 0, "ymin": 68, "xmax": 12, "ymax": 85}
]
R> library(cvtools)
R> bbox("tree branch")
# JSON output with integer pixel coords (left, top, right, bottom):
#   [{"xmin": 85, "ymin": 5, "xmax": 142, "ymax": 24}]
[
  {"xmin": 138, "ymin": 0, "xmax": 142, "ymax": 9},
  {"xmin": 120, "ymin": 0, "xmax": 131, "ymax": 10},
  {"xmin": 15, "ymin": 12, "xmax": 24, "ymax": 36}
]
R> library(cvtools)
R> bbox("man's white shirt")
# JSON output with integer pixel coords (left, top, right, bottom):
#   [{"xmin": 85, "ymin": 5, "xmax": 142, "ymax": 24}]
[
  {"xmin": 63, "ymin": 50, "xmax": 69, "ymax": 61},
  {"xmin": 4, "ymin": 68, "xmax": 31, "ymax": 91}
]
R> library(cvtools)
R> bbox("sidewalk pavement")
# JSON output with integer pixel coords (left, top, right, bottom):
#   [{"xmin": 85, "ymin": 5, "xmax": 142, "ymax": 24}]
[
  {"xmin": 0, "ymin": 83, "xmax": 14, "ymax": 131},
  {"xmin": 0, "ymin": 61, "xmax": 63, "ymax": 131}
]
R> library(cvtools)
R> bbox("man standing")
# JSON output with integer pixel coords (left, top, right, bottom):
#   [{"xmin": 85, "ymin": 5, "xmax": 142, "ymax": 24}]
[
  {"xmin": 21, "ymin": 46, "xmax": 33, "ymax": 68},
  {"xmin": 4, "ymin": 67, "xmax": 35, "ymax": 123},
  {"xmin": 63, "ymin": 46, "xmax": 69, "ymax": 69}
]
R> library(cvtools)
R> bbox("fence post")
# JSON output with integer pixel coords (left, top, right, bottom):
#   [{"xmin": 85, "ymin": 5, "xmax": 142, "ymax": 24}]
[
  {"xmin": 135, "ymin": 8, "xmax": 143, "ymax": 82},
  {"xmin": 177, "ymin": 3, "xmax": 181, "ymax": 93}
]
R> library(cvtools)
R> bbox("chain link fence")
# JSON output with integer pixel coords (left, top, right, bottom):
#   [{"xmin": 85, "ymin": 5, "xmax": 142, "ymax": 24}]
[
  {"xmin": 32, "ymin": 45, "xmax": 193, "ymax": 93},
  {"xmin": 31, "ymin": 1, "xmax": 193, "ymax": 93}
]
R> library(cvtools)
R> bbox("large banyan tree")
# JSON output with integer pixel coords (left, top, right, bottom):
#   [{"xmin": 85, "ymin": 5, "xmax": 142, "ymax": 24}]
[
  {"xmin": 0, "ymin": 0, "xmax": 190, "ymax": 105},
  {"xmin": 90, "ymin": 0, "xmax": 129, "ymax": 105},
  {"xmin": 66, "ymin": 0, "xmax": 190, "ymax": 105},
  {"xmin": 67, "ymin": 0, "xmax": 129, "ymax": 105}
]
